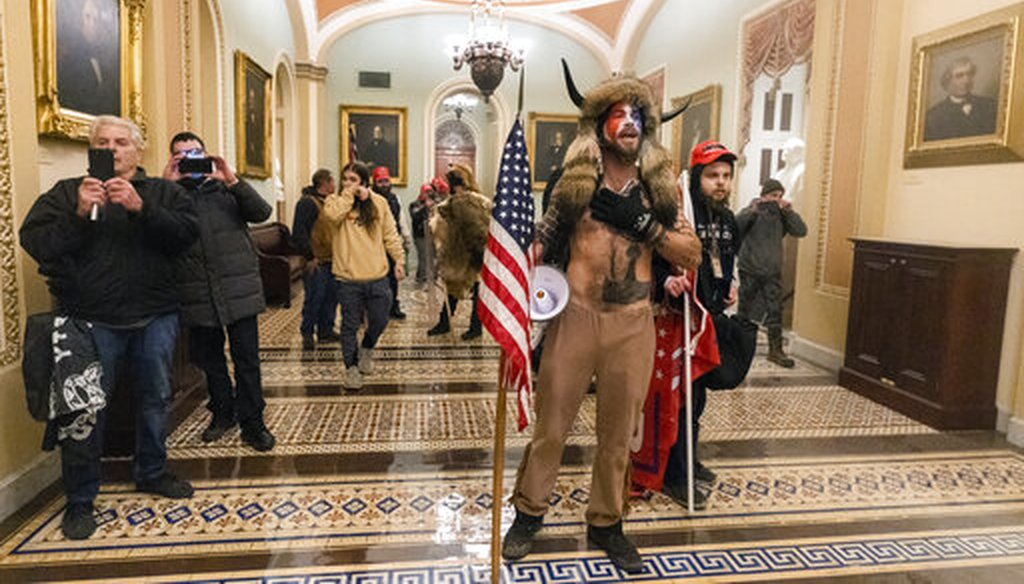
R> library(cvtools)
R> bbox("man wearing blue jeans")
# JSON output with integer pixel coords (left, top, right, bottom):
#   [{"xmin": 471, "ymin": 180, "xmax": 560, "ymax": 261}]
[
  {"xmin": 293, "ymin": 169, "xmax": 339, "ymax": 350},
  {"xmin": 20, "ymin": 116, "xmax": 198, "ymax": 540}
]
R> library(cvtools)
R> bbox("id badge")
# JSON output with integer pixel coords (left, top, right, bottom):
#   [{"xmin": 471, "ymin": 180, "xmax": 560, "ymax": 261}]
[{"xmin": 710, "ymin": 255, "xmax": 724, "ymax": 279}]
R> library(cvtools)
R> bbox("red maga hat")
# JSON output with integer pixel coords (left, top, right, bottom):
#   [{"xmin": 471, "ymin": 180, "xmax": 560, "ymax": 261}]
[
  {"xmin": 420, "ymin": 183, "xmax": 432, "ymax": 196},
  {"xmin": 430, "ymin": 176, "xmax": 449, "ymax": 195},
  {"xmin": 372, "ymin": 166, "xmax": 391, "ymax": 181},
  {"xmin": 690, "ymin": 140, "xmax": 737, "ymax": 169}
]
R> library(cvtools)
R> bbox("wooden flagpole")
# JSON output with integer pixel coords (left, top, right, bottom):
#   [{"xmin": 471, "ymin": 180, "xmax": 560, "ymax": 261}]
[{"xmin": 491, "ymin": 353, "xmax": 508, "ymax": 583}]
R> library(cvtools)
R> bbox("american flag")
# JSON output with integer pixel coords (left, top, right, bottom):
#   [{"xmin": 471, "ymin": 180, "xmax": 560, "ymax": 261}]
[{"xmin": 478, "ymin": 119, "xmax": 535, "ymax": 431}]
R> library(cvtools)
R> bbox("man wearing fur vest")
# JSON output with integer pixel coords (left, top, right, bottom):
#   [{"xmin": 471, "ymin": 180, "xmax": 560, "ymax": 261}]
[
  {"xmin": 502, "ymin": 62, "xmax": 702, "ymax": 573},
  {"xmin": 426, "ymin": 164, "xmax": 491, "ymax": 341}
]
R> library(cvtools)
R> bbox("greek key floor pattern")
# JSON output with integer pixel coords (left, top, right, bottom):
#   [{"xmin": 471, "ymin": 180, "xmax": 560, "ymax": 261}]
[
  {"xmin": 166, "ymin": 385, "xmax": 932, "ymax": 459},
  {"xmin": 4, "ymin": 451, "xmax": 1024, "ymax": 566},
  {"xmin": 94, "ymin": 526, "xmax": 1024, "ymax": 583}
]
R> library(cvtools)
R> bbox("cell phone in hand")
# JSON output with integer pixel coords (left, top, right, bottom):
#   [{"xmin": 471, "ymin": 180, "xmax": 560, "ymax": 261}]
[
  {"xmin": 88, "ymin": 149, "xmax": 115, "ymax": 181},
  {"xmin": 178, "ymin": 157, "xmax": 214, "ymax": 175}
]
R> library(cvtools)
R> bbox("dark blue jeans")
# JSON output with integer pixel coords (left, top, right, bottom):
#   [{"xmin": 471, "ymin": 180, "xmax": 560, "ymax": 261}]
[
  {"xmin": 337, "ymin": 278, "xmax": 392, "ymax": 367},
  {"xmin": 300, "ymin": 261, "xmax": 338, "ymax": 337},
  {"xmin": 190, "ymin": 315, "xmax": 264, "ymax": 426},
  {"xmin": 62, "ymin": 313, "xmax": 178, "ymax": 504}
]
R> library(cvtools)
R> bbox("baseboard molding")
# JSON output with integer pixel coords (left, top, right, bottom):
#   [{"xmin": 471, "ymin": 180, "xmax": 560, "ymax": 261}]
[
  {"xmin": 789, "ymin": 334, "xmax": 843, "ymax": 373},
  {"xmin": 0, "ymin": 451, "xmax": 60, "ymax": 523},
  {"xmin": 1007, "ymin": 416, "xmax": 1024, "ymax": 448}
]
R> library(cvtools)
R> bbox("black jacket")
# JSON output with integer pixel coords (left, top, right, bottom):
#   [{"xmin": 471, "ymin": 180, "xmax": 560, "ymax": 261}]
[
  {"xmin": 20, "ymin": 170, "xmax": 198, "ymax": 325},
  {"xmin": 177, "ymin": 178, "xmax": 271, "ymax": 327},
  {"xmin": 292, "ymin": 185, "xmax": 323, "ymax": 260}
]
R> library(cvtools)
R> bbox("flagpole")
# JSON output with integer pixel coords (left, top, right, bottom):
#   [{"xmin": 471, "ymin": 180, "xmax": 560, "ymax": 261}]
[
  {"xmin": 491, "ymin": 353, "xmax": 508, "ymax": 583},
  {"xmin": 684, "ymin": 289, "xmax": 695, "ymax": 514}
]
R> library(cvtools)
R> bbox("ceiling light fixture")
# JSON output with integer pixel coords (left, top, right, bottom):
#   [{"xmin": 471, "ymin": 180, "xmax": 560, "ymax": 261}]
[{"xmin": 451, "ymin": 0, "xmax": 524, "ymax": 102}]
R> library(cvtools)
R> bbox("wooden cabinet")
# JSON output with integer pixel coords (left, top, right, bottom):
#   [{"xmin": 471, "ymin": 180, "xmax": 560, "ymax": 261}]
[{"xmin": 839, "ymin": 238, "xmax": 1016, "ymax": 430}]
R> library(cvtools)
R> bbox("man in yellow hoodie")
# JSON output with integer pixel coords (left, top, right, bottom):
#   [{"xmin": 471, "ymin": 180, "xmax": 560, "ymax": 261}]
[{"xmin": 323, "ymin": 161, "xmax": 405, "ymax": 389}]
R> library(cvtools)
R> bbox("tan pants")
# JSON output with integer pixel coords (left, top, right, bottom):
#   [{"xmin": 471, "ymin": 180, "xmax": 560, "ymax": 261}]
[{"xmin": 512, "ymin": 300, "xmax": 655, "ymax": 527}]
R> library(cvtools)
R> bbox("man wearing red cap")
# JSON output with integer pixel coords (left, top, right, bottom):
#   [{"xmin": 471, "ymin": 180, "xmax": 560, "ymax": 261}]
[
  {"xmin": 372, "ymin": 166, "xmax": 408, "ymax": 319},
  {"xmin": 659, "ymin": 140, "xmax": 742, "ymax": 510},
  {"xmin": 409, "ymin": 177, "xmax": 448, "ymax": 284}
]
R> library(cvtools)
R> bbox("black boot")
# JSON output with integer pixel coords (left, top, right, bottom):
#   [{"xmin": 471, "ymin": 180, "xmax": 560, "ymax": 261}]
[
  {"xmin": 61, "ymin": 502, "xmax": 96, "ymax": 540},
  {"xmin": 201, "ymin": 412, "xmax": 237, "ymax": 443},
  {"xmin": 587, "ymin": 521, "xmax": 644, "ymax": 574},
  {"xmin": 427, "ymin": 306, "xmax": 451, "ymax": 336},
  {"xmin": 662, "ymin": 480, "xmax": 708, "ymax": 511},
  {"xmin": 767, "ymin": 330, "xmax": 795, "ymax": 368},
  {"xmin": 501, "ymin": 510, "xmax": 543, "ymax": 560}
]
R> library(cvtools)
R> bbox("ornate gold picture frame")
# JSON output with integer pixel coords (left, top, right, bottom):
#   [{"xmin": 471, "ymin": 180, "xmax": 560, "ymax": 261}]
[
  {"xmin": 340, "ymin": 105, "xmax": 408, "ymax": 187},
  {"xmin": 527, "ymin": 113, "xmax": 578, "ymax": 191},
  {"xmin": 671, "ymin": 84, "xmax": 722, "ymax": 173},
  {"xmin": 31, "ymin": 0, "xmax": 146, "ymax": 141},
  {"xmin": 234, "ymin": 51, "xmax": 272, "ymax": 179},
  {"xmin": 904, "ymin": 3, "xmax": 1024, "ymax": 168}
]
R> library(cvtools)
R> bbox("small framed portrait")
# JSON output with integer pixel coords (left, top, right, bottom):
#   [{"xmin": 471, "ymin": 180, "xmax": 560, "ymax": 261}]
[
  {"xmin": 904, "ymin": 4, "xmax": 1024, "ymax": 168},
  {"xmin": 234, "ymin": 51, "xmax": 272, "ymax": 178},
  {"xmin": 32, "ymin": 0, "xmax": 145, "ymax": 140},
  {"xmin": 340, "ymin": 105, "xmax": 408, "ymax": 186},
  {"xmin": 671, "ymin": 84, "xmax": 722, "ymax": 172},
  {"xmin": 527, "ymin": 113, "xmax": 578, "ymax": 191}
]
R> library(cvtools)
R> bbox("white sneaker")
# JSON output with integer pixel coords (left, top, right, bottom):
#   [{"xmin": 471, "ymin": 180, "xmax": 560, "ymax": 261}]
[
  {"xmin": 344, "ymin": 367, "xmax": 363, "ymax": 389},
  {"xmin": 358, "ymin": 348, "xmax": 374, "ymax": 375}
]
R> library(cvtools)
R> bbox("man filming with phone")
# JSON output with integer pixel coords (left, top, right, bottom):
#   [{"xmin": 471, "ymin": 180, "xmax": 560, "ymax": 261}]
[
  {"xmin": 20, "ymin": 116, "xmax": 199, "ymax": 540},
  {"xmin": 163, "ymin": 132, "xmax": 276, "ymax": 453}
]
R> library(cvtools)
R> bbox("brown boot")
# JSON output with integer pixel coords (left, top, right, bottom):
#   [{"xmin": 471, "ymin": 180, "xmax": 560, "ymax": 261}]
[{"xmin": 767, "ymin": 334, "xmax": 795, "ymax": 368}]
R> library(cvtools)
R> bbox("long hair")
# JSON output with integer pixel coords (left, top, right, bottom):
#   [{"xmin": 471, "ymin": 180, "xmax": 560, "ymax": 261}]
[{"xmin": 342, "ymin": 161, "xmax": 378, "ymax": 228}]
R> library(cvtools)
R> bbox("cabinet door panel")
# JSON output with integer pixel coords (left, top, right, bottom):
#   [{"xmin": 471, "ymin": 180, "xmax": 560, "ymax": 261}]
[
  {"xmin": 893, "ymin": 256, "xmax": 948, "ymax": 402},
  {"xmin": 846, "ymin": 251, "xmax": 899, "ymax": 378}
]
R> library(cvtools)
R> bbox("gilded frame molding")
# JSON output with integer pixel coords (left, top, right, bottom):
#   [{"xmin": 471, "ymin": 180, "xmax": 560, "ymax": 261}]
[
  {"xmin": 904, "ymin": 3, "xmax": 1024, "ymax": 168},
  {"xmin": 0, "ymin": 9, "xmax": 24, "ymax": 366},
  {"xmin": 31, "ymin": 0, "xmax": 146, "ymax": 141},
  {"xmin": 339, "ymin": 105, "xmax": 408, "ymax": 187},
  {"xmin": 670, "ymin": 84, "xmax": 722, "ymax": 174},
  {"xmin": 526, "ymin": 112, "xmax": 578, "ymax": 191},
  {"xmin": 234, "ymin": 50, "xmax": 272, "ymax": 179}
]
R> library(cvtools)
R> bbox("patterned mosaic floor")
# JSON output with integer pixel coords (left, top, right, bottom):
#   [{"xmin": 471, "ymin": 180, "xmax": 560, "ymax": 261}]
[
  {"xmin": 94, "ymin": 525, "xmax": 1024, "ymax": 583},
  {"xmin": 3, "ymin": 451, "xmax": 1024, "ymax": 566},
  {"xmin": 166, "ymin": 385, "xmax": 934, "ymax": 459}
]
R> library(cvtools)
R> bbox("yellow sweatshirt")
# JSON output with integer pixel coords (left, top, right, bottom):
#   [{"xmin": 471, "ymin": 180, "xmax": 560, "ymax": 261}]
[{"xmin": 322, "ymin": 186, "xmax": 405, "ymax": 282}]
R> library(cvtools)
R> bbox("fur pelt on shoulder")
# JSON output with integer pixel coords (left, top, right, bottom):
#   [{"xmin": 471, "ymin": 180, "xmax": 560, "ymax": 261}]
[
  {"xmin": 551, "ymin": 75, "xmax": 678, "ymax": 229},
  {"xmin": 432, "ymin": 190, "xmax": 492, "ymax": 297}
]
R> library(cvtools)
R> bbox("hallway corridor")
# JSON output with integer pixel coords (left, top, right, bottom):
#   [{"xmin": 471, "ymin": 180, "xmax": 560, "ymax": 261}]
[{"xmin": 1, "ymin": 285, "xmax": 1023, "ymax": 582}]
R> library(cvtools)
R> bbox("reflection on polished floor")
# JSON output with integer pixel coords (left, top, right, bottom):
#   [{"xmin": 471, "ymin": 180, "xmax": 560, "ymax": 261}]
[{"xmin": 2, "ymin": 285, "xmax": 1023, "ymax": 582}]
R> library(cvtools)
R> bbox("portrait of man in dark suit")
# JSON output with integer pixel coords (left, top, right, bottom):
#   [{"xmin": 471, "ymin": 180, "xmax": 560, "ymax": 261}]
[
  {"xmin": 352, "ymin": 115, "xmax": 399, "ymax": 177},
  {"xmin": 56, "ymin": 0, "xmax": 121, "ymax": 116},
  {"xmin": 924, "ymin": 56, "xmax": 999, "ymax": 141},
  {"xmin": 531, "ymin": 119, "xmax": 577, "ymax": 186},
  {"xmin": 245, "ymin": 80, "xmax": 265, "ymax": 170}
]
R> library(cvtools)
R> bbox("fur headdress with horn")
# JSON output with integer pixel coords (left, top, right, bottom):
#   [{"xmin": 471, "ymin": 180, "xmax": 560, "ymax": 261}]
[{"xmin": 551, "ymin": 60, "xmax": 688, "ymax": 230}]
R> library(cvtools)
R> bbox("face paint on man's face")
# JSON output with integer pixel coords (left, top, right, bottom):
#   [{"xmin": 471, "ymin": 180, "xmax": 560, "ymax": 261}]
[{"xmin": 602, "ymin": 101, "xmax": 643, "ymax": 159}]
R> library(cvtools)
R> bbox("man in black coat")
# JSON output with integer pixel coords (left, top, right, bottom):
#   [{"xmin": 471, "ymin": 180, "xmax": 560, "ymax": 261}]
[
  {"xmin": 164, "ymin": 132, "xmax": 275, "ymax": 453},
  {"xmin": 372, "ymin": 165, "xmax": 407, "ymax": 319},
  {"xmin": 20, "ymin": 116, "xmax": 199, "ymax": 540}
]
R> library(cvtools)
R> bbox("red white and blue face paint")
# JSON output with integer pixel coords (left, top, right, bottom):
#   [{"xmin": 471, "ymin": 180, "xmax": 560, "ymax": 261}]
[{"xmin": 602, "ymin": 101, "xmax": 643, "ymax": 159}]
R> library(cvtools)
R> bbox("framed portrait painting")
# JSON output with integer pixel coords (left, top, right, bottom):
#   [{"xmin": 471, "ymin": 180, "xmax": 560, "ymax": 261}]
[
  {"xmin": 340, "ymin": 106, "xmax": 408, "ymax": 186},
  {"xmin": 671, "ymin": 84, "xmax": 722, "ymax": 172},
  {"xmin": 904, "ymin": 3, "xmax": 1024, "ymax": 168},
  {"xmin": 234, "ymin": 51, "xmax": 272, "ymax": 178},
  {"xmin": 527, "ymin": 113, "xmax": 578, "ymax": 191},
  {"xmin": 31, "ymin": 0, "xmax": 145, "ymax": 141}
]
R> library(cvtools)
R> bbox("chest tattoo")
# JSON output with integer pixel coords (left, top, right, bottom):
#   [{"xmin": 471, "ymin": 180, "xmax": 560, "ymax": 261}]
[{"xmin": 602, "ymin": 242, "xmax": 649, "ymax": 304}]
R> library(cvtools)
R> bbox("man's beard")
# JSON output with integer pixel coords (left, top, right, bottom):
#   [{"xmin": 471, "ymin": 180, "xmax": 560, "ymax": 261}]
[{"xmin": 603, "ymin": 138, "xmax": 641, "ymax": 164}]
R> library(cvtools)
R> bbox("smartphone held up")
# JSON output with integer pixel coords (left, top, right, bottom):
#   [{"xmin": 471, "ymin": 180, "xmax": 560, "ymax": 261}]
[{"xmin": 87, "ymin": 149, "xmax": 115, "ymax": 221}]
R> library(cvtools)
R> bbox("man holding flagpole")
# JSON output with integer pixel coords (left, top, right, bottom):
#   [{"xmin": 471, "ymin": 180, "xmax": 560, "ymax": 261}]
[{"xmin": 498, "ymin": 62, "xmax": 701, "ymax": 574}]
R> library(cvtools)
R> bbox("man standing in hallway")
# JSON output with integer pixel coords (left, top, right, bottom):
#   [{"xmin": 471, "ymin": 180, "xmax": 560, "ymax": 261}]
[
  {"xmin": 20, "ymin": 116, "xmax": 198, "ymax": 540},
  {"xmin": 293, "ymin": 169, "xmax": 340, "ymax": 349},
  {"xmin": 502, "ymin": 67, "xmax": 701, "ymax": 573},
  {"xmin": 165, "ymin": 131, "xmax": 276, "ymax": 452},
  {"xmin": 372, "ymin": 166, "xmax": 407, "ymax": 319},
  {"xmin": 736, "ymin": 178, "xmax": 807, "ymax": 367}
]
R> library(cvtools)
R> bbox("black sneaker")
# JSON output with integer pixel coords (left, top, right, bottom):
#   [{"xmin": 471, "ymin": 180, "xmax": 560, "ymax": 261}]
[
  {"xmin": 662, "ymin": 480, "xmax": 708, "ymax": 511},
  {"xmin": 587, "ymin": 522, "xmax": 645, "ymax": 574},
  {"xmin": 241, "ymin": 421, "xmax": 276, "ymax": 452},
  {"xmin": 201, "ymin": 414, "xmax": 236, "ymax": 443},
  {"xmin": 61, "ymin": 502, "xmax": 96, "ymax": 540},
  {"xmin": 501, "ymin": 510, "xmax": 543, "ymax": 560},
  {"xmin": 137, "ymin": 473, "xmax": 194, "ymax": 499},
  {"xmin": 390, "ymin": 306, "xmax": 407, "ymax": 320},
  {"xmin": 461, "ymin": 328, "xmax": 482, "ymax": 341},
  {"xmin": 427, "ymin": 322, "xmax": 450, "ymax": 336},
  {"xmin": 694, "ymin": 461, "xmax": 717, "ymax": 484},
  {"xmin": 301, "ymin": 334, "xmax": 315, "ymax": 350}
]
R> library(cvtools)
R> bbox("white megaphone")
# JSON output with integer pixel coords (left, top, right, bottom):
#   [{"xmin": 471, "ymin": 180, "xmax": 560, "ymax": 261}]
[{"xmin": 530, "ymin": 265, "xmax": 569, "ymax": 322}]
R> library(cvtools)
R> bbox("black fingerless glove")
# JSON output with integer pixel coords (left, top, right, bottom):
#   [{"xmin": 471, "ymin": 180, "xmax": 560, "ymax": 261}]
[{"xmin": 589, "ymin": 185, "xmax": 657, "ymax": 242}]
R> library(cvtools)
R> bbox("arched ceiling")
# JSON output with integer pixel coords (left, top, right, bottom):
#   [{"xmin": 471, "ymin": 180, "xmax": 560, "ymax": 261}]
[{"xmin": 289, "ymin": 0, "xmax": 666, "ymax": 71}]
